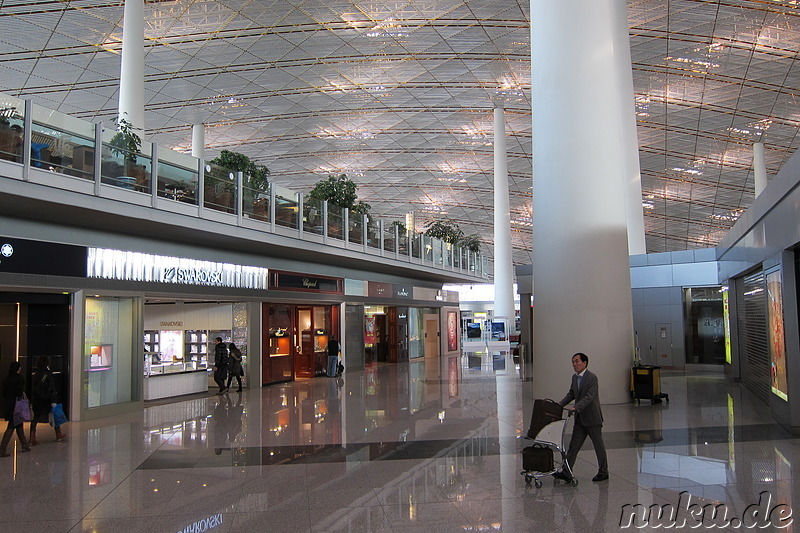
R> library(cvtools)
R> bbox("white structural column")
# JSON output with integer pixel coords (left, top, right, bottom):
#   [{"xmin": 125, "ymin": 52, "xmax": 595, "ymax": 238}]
[
  {"xmin": 118, "ymin": 0, "xmax": 145, "ymax": 131},
  {"xmin": 753, "ymin": 142, "xmax": 768, "ymax": 197},
  {"xmin": 612, "ymin": 2, "xmax": 646, "ymax": 255},
  {"xmin": 192, "ymin": 124, "xmax": 205, "ymax": 159},
  {"xmin": 493, "ymin": 105, "xmax": 515, "ymax": 321},
  {"xmin": 531, "ymin": 0, "xmax": 634, "ymax": 403}
]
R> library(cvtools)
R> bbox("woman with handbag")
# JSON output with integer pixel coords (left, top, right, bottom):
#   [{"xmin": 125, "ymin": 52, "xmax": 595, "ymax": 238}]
[
  {"xmin": 29, "ymin": 356, "xmax": 66, "ymax": 445},
  {"xmin": 226, "ymin": 343, "xmax": 244, "ymax": 393},
  {"xmin": 1, "ymin": 361, "xmax": 31, "ymax": 457}
]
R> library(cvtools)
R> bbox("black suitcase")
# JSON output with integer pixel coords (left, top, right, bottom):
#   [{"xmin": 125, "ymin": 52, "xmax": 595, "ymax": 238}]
[
  {"xmin": 522, "ymin": 444, "xmax": 554, "ymax": 473},
  {"xmin": 527, "ymin": 398, "xmax": 562, "ymax": 439}
]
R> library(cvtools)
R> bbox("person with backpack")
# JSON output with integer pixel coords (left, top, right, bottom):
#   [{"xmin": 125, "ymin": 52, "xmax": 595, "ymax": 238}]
[{"xmin": 30, "ymin": 356, "xmax": 65, "ymax": 444}]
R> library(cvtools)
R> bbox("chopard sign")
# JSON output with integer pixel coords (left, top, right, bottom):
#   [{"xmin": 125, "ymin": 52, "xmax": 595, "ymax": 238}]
[
  {"xmin": 302, "ymin": 278, "xmax": 318, "ymax": 288},
  {"xmin": 164, "ymin": 267, "xmax": 223, "ymax": 285}
]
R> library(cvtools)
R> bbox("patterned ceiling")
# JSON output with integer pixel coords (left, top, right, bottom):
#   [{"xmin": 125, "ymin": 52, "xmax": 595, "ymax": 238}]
[{"xmin": 1, "ymin": 0, "xmax": 798, "ymax": 268}]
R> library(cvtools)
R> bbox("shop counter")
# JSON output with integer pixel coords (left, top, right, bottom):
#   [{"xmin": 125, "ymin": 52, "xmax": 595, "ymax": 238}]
[{"xmin": 144, "ymin": 366, "xmax": 209, "ymax": 400}]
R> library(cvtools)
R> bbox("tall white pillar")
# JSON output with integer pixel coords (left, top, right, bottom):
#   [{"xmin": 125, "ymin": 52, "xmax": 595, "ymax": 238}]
[
  {"xmin": 192, "ymin": 124, "xmax": 205, "ymax": 159},
  {"xmin": 118, "ymin": 0, "xmax": 145, "ymax": 131},
  {"xmin": 493, "ymin": 105, "xmax": 515, "ymax": 321},
  {"xmin": 612, "ymin": 3, "xmax": 646, "ymax": 255},
  {"xmin": 531, "ymin": 0, "xmax": 634, "ymax": 404},
  {"xmin": 753, "ymin": 142, "xmax": 767, "ymax": 197}
]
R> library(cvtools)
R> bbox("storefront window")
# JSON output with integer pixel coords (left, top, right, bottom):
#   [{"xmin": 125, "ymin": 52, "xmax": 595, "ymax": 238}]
[
  {"xmin": 85, "ymin": 296, "xmax": 140, "ymax": 408},
  {"xmin": 408, "ymin": 307, "xmax": 437, "ymax": 359}
]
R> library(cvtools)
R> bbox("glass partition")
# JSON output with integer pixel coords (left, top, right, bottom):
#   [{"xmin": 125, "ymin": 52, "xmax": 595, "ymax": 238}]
[
  {"xmin": 275, "ymin": 191, "xmax": 298, "ymax": 228},
  {"xmin": 411, "ymin": 232, "xmax": 421, "ymax": 258},
  {"xmin": 100, "ymin": 128, "xmax": 152, "ymax": 191},
  {"xmin": 0, "ymin": 93, "xmax": 26, "ymax": 163},
  {"xmin": 243, "ymin": 175, "xmax": 269, "ymax": 221},
  {"xmin": 398, "ymin": 230, "xmax": 409, "ymax": 256},
  {"xmin": 204, "ymin": 162, "xmax": 236, "ymax": 213},
  {"xmin": 30, "ymin": 103, "xmax": 95, "ymax": 180},
  {"xmin": 303, "ymin": 197, "xmax": 324, "ymax": 235},
  {"xmin": 433, "ymin": 238, "xmax": 443, "ymax": 264},
  {"xmin": 243, "ymin": 178, "xmax": 269, "ymax": 222},
  {"xmin": 349, "ymin": 212, "xmax": 363, "ymax": 244},
  {"xmin": 423, "ymin": 235, "xmax": 433, "ymax": 262},
  {"xmin": 328, "ymin": 203, "xmax": 344, "ymax": 240},
  {"xmin": 383, "ymin": 223, "xmax": 396, "ymax": 253},
  {"xmin": 366, "ymin": 218, "xmax": 380, "ymax": 249},
  {"xmin": 443, "ymin": 243, "xmax": 451, "ymax": 267},
  {"xmin": 157, "ymin": 149, "xmax": 197, "ymax": 202}
]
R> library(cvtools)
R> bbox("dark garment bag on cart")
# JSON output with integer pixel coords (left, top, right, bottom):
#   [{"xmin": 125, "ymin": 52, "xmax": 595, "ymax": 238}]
[
  {"xmin": 522, "ymin": 444, "xmax": 554, "ymax": 473},
  {"xmin": 527, "ymin": 398, "xmax": 563, "ymax": 439}
]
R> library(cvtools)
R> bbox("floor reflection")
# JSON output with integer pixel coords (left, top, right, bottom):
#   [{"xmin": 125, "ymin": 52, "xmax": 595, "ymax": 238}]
[{"xmin": 1, "ymin": 357, "xmax": 799, "ymax": 533}]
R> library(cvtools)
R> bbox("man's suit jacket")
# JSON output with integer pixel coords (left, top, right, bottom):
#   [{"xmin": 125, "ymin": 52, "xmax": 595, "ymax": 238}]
[{"xmin": 558, "ymin": 369, "xmax": 603, "ymax": 427}]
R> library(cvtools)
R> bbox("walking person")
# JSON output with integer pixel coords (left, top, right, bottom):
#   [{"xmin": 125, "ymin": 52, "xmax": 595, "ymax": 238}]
[
  {"xmin": 326, "ymin": 336, "xmax": 340, "ymax": 377},
  {"xmin": 555, "ymin": 352, "xmax": 609, "ymax": 483},
  {"xmin": 226, "ymin": 343, "xmax": 244, "ymax": 393},
  {"xmin": 1, "ymin": 361, "xmax": 31, "ymax": 457},
  {"xmin": 30, "ymin": 356, "xmax": 66, "ymax": 444},
  {"xmin": 213, "ymin": 337, "xmax": 229, "ymax": 395}
]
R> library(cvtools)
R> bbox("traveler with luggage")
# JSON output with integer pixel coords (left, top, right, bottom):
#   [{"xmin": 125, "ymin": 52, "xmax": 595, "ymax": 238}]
[{"xmin": 555, "ymin": 352, "xmax": 609, "ymax": 483}]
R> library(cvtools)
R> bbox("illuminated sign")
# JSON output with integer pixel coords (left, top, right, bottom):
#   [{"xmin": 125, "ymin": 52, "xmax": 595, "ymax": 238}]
[{"xmin": 87, "ymin": 248, "xmax": 269, "ymax": 289}]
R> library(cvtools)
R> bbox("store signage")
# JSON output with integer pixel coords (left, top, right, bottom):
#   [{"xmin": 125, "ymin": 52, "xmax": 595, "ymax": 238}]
[
  {"xmin": 164, "ymin": 267, "xmax": 223, "ymax": 285},
  {"xmin": 368, "ymin": 282, "xmax": 392, "ymax": 298},
  {"xmin": 0, "ymin": 236, "xmax": 87, "ymax": 277},
  {"xmin": 394, "ymin": 284, "xmax": 412, "ymax": 299},
  {"xmin": 160, "ymin": 321, "xmax": 183, "ymax": 328},
  {"xmin": 175, "ymin": 513, "xmax": 223, "ymax": 533},
  {"xmin": 87, "ymin": 248, "xmax": 269, "ymax": 289},
  {"xmin": 270, "ymin": 270, "xmax": 343, "ymax": 293}
]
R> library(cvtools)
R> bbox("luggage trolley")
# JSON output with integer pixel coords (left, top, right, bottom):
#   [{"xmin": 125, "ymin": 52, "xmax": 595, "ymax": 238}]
[{"xmin": 521, "ymin": 411, "xmax": 577, "ymax": 488}]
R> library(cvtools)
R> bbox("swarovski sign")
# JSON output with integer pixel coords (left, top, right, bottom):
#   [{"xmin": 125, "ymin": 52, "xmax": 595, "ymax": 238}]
[
  {"xmin": 164, "ymin": 266, "xmax": 224, "ymax": 285},
  {"xmin": 87, "ymin": 248, "xmax": 269, "ymax": 289}
]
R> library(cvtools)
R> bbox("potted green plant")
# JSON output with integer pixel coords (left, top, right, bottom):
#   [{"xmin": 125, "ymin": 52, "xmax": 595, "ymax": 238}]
[
  {"xmin": 209, "ymin": 149, "xmax": 270, "ymax": 213},
  {"xmin": 308, "ymin": 173, "xmax": 372, "ymax": 227},
  {"xmin": 459, "ymin": 233, "xmax": 482, "ymax": 253},
  {"xmin": 108, "ymin": 116, "xmax": 142, "ymax": 164},
  {"xmin": 424, "ymin": 220, "xmax": 464, "ymax": 244},
  {"xmin": 107, "ymin": 115, "xmax": 144, "ymax": 188}
]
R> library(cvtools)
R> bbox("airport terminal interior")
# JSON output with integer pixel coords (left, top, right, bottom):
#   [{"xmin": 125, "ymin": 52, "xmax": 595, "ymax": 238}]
[
  {"xmin": 3, "ymin": 1, "xmax": 800, "ymax": 532},
  {"xmin": 2, "ymin": 353, "xmax": 797, "ymax": 533}
]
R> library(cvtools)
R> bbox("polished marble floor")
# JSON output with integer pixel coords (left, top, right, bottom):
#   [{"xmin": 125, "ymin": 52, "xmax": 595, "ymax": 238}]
[{"xmin": 1, "ymin": 353, "xmax": 798, "ymax": 533}]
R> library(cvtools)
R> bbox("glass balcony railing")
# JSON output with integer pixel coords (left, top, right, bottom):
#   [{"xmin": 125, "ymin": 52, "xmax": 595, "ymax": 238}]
[
  {"xmin": 303, "ymin": 197, "xmax": 324, "ymax": 235},
  {"xmin": 0, "ymin": 91, "xmax": 488, "ymax": 280},
  {"xmin": 328, "ymin": 204, "xmax": 345, "ymax": 240},
  {"xmin": 275, "ymin": 192, "xmax": 298, "ymax": 229},
  {"xmin": 31, "ymin": 103, "xmax": 95, "ymax": 180},
  {"xmin": 203, "ymin": 163, "xmax": 236, "ymax": 213}
]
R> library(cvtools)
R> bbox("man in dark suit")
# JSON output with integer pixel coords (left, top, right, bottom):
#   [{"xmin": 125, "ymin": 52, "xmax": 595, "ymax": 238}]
[{"xmin": 555, "ymin": 352, "xmax": 609, "ymax": 482}]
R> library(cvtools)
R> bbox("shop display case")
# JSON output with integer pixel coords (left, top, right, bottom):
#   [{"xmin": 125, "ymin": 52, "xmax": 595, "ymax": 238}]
[{"xmin": 266, "ymin": 329, "xmax": 293, "ymax": 384}]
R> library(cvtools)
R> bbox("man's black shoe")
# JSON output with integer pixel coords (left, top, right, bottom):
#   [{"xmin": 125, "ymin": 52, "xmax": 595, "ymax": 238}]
[
  {"xmin": 592, "ymin": 473, "xmax": 609, "ymax": 482},
  {"xmin": 552, "ymin": 470, "xmax": 573, "ymax": 482}
]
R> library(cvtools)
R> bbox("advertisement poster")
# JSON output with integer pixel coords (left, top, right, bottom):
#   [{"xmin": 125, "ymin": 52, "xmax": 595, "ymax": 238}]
[
  {"xmin": 160, "ymin": 330, "xmax": 184, "ymax": 362},
  {"xmin": 766, "ymin": 270, "xmax": 788, "ymax": 400},
  {"xmin": 365, "ymin": 316, "xmax": 377, "ymax": 345},
  {"xmin": 447, "ymin": 311, "xmax": 458, "ymax": 351},
  {"xmin": 722, "ymin": 288, "xmax": 731, "ymax": 364}
]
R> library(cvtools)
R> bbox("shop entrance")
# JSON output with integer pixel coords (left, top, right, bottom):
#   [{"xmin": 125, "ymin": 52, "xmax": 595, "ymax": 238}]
[
  {"xmin": 0, "ymin": 293, "xmax": 71, "ymax": 416},
  {"xmin": 264, "ymin": 303, "xmax": 336, "ymax": 383}
]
